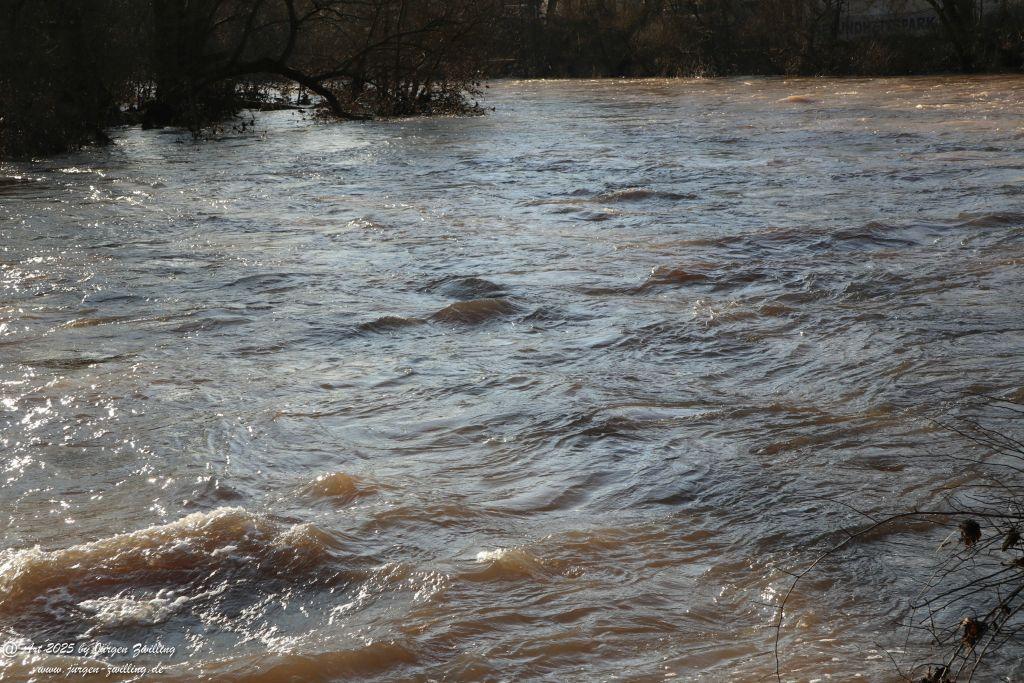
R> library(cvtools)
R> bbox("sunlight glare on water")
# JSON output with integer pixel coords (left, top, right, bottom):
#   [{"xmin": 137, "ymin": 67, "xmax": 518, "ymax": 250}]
[{"xmin": 1, "ymin": 76, "xmax": 1024, "ymax": 681}]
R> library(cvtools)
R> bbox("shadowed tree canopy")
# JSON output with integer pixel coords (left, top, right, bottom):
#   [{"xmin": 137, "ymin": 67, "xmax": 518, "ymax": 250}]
[
  {"xmin": 0, "ymin": 0, "xmax": 499, "ymax": 157},
  {"xmin": 3, "ymin": 0, "xmax": 1022, "ymax": 157},
  {"xmin": 500, "ymin": 0, "xmax": 1023, "ymax": 78}
]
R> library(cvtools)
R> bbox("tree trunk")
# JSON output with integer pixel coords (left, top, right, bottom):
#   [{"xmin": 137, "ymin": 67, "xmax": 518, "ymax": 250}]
[
  {"xmin": 147, "ymin": 0, "xmax": 189, "ymax": 127},
  {"xmin": 925, "ymin": 0, "xmax": 977, "ymax": 71}
]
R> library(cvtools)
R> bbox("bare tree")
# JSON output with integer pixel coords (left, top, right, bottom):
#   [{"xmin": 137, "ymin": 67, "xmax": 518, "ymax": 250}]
[
  {"xmin": 0, "ymin": 0, "xmax": 499, "ymax": 156},
  {"xmin": 922, "ymin": 0, "xmax": 980, "ymax": 70}
]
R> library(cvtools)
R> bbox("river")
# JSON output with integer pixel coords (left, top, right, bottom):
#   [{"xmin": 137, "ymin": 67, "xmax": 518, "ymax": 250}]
[{"xmin": 2, "ymin": 76, "xmax": 1024, "ymax": 681}]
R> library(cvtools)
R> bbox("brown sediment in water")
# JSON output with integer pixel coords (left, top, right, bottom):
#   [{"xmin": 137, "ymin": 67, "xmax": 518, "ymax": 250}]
[
  {"xmin": 0, "ymin": 508, "xmax": 338, "ymax": 613},
  {"xmin": 2, "ymin": 76, "xmax": 1023, "ymax": 681},
  {"xmin": 778, "ymin": 94, "xmax": 816, "ymax": 103},
  {"xmin": 641, "ymin": 265, "xmax": 709, "ymax": 289},
  {"xmin": 430, "ymin": 298, "xmax": 517, "ymax": 324},
  {"xmin": 357, "ymin": 315, "xmax": 425, "ymax": 333},
  {"xmin": 594, "ymin": 188, "xmax": 696, "ymax": 203},
  {"xmin": 154, "ymin": 642, "xmax": 419, "ymax": 682},
  {"xmin": 302, "ymin": 472, "xmax": 378, "ymax": 504},
  {"xmin": 462, "ymin": 547, "xmax": 564, "ymax": 582}
]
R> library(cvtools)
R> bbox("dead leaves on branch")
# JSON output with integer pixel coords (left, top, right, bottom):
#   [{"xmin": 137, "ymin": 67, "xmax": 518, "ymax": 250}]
[
  {"xmin": 958, "ymin": 519, "xmax": 982, "ymax": 548},
  {"xmin": 1002, "ymin": 527, "xmax": 1020, "ymax": 552}
]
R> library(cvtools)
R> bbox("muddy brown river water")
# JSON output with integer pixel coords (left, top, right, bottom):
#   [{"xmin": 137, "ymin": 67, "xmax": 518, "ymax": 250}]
[{"xmin": 1, "ymin": 76, "xmax": 1024, "ymax": 681}]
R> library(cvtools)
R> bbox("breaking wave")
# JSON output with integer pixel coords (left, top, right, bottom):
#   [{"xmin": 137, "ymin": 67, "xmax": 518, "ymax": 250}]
[{"xmin": 0, "ymin": 507, "xmax": 339, "ymax": 614}]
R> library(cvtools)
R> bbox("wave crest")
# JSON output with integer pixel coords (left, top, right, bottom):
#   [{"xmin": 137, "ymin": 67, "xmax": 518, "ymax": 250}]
[{"xmin": 0, "ymin": 507, "xmax": 337, "ymax": 613}]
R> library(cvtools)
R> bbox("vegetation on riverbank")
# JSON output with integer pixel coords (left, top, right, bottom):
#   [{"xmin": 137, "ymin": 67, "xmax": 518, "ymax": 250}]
[
  {"xmin": 0, "ymin": 0, "xmax": 495, "ymax": 158},
  {"xmin": 501, "ymin": 1, "xmax": 1024, "ymax": 78},
  {"xmin": 3, "ymin": 0, "xmax": 1023, "ymax": 159}
]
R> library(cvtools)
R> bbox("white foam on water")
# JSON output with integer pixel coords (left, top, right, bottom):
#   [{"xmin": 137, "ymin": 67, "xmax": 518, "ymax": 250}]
[
  {"xmin": 0, "ymin": 507, "xmax": 334, "ymax": 613},
  {"xmin": 78, "ymin": 585, "xmax": 226, "ymax": 629}
]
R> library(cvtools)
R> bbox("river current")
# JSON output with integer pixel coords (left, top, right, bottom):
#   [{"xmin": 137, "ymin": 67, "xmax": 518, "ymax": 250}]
[{"xmin": 1, "ymin": 77, "xmax": 1024, "ymax": 681}]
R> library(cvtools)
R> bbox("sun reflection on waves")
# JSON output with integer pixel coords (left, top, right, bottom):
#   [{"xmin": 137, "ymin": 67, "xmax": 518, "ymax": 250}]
[{"xmin": 1, "ymin": 75, "xmax": 1023, "ymax": 680}]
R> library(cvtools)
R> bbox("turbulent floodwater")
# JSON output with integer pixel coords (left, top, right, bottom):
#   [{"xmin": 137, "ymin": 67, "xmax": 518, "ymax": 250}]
[{"xmin": 1, "ymin": 76, "xmax": 1024, "ymax": 682}]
